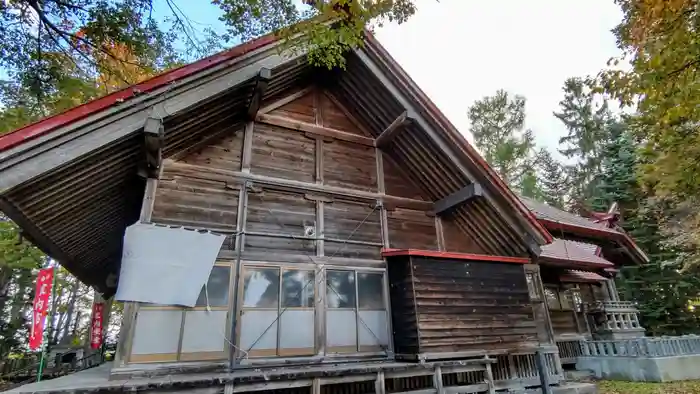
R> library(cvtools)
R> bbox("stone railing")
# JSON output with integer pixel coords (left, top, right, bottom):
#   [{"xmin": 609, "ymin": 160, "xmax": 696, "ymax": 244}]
[
  {"xmin": 581, "ymin": 335, "xmax": 700, "ymax": 358},
  {"xmin": 587, "ymin": 301, "xmax": 645, "ymax": 338}
]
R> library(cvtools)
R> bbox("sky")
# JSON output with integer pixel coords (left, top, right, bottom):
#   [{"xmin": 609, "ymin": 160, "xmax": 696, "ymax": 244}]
[
  {"xmin": 373, "ymin": 0, "xmax": 625, "ymax": 152},
  {"xmin": 167, "ymin": 0, "xmax": 625, "ymax": 155},
  {"xmin": 4, "ymin": 0, "xmax": 624, "ymax": 155}
]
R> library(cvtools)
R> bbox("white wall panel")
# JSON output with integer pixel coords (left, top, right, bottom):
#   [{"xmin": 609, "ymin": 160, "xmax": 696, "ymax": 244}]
[
  {"xmin": 180, "ymin": 310, "xmax": 228, "ymax": 353},
  {"xmin": 131, "ymin": 310, "xmax": 182, "ymax": 355}
]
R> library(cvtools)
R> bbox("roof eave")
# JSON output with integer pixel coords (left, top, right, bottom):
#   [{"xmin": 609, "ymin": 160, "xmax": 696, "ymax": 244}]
[{"xmin": 539, "ymin": 218, "xmax": 649, "ymax": 265}]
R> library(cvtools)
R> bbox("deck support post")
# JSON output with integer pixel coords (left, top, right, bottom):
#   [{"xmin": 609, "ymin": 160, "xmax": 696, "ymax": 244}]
[
  {"xmin": 375, "ymin": 371, "xmax": 386, "ymax": 394},
  {"xmin": 535, "ymin": 349, "xmax": 553, "ymax": 394}
]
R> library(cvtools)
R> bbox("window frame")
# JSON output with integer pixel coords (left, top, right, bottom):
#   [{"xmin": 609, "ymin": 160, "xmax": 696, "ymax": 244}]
[
  {"xmin": 325, "ymin": 268, "xmax": 389, "ymax": 354},
  {"xmin": 129, "ymin": 261, "xmax": 235, "ymax": 363},
  {"xmin": 236, "ymin": 262, "xmax": 318, "ymax": 358}
]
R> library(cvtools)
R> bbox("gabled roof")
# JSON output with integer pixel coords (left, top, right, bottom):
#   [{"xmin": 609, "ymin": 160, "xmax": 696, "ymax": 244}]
[
  {"xmin": 0, "ymin": 30, "xmax": 554, "ymax": 292},
  {"xmin": 520, "ymin": 196, "xmax": 648, "ymax": 265}
]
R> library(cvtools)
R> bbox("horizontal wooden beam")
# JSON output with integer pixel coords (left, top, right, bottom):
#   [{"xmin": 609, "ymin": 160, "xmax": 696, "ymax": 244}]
[
  {"xmin": 256, "ymin": 113, "xmax": 374, "ymax": 147},
  {"xmin": 247, "ymin": 68, "xmax": 272, "ymax": 120},
  {"xmin": 432, "ymin": 183, "xmax": 483, "ymax": 215},
  {"xmin": 164, "ymin": 159, "xmax": 432, "ymax": 211},
  {"xmin": 375, "ymin": 110, "xmax": 409, "ymax": 148}
]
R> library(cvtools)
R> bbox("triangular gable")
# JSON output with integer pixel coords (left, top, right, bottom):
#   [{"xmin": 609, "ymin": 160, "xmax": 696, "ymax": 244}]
[{"xmin": 0, "ymin": 30, "xmax": 554, "ymax": 291}]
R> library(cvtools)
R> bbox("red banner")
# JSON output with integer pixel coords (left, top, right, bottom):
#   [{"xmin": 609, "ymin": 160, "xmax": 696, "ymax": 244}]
[
  {"xmin": 90, "ymin": 302, "xmax": 104, "ymax": 349},
  {"xmin": 29, "ymin": 267, "xmax": 54, "ymax": 350}
]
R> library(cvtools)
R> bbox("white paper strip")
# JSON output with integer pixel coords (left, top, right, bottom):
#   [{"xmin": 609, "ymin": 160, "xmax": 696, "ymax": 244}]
[{"xmin": 115, "ymin": 223, "xmax": 226, "ymax": 307}]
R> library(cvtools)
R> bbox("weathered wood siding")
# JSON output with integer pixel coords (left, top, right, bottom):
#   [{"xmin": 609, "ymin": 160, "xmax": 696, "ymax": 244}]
[
  {"xmin": 151, "ymin": 132, "xmax": 244, "ymax": 250},
  {"xmin": 441, "ymin": 215, "xmax": 484, "ymax": 254},
  {"xmin": 550, "ymin": 310, "xmax": 578, "ymax": 336},
  {"xmin": 250, "ymin": 123, "xmax": 316, "ymax": 183},
  {"xmin": 245, "ymin": 188, "xmax": 316, "ymax": 255},
  {"xmin": 150, "ymin": 85, "xmax": 487, "ymax": 261},
  {"xmin": 387, "ymin": 255, "xmax": 538, "ymax": 357},
  {"xmin": 387, "ymin": 208, "xmax": 436, "ymax": 250}
]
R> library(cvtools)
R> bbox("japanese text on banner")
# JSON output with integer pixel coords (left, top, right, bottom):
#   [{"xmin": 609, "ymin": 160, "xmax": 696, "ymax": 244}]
[
  {"xmin": 91, "ymin": 303, "xmax": 104, "ymax": 349},
  {"xmin": 29, "ymin": 267, "xmax": 54, "ymax": 350}
]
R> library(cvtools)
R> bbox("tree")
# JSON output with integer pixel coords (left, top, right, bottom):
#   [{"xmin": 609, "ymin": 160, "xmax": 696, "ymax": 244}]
[
  {"xmin": 468, "ymin": 90, "xmax": 537, "ymax": 191},
  {"xmin": 535, "ymin": 148, "xmax": 569, "ymax": 209},
  {"xmin": 597, "ymin": 0, "xmax": 700, "ymax": 269},
  {"xmin": 585, "ymin": 126, "xmax": 700, "ymax": 335},
  {"xmin": 553, "ymin": 77, "xmax": 612, "ymax": 210},
  {"xmin": 0, "ymin": 215, "xmax": 46, "ymax": 358}
]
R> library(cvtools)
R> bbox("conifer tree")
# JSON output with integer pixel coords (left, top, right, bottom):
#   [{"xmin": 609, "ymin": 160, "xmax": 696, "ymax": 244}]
[
  {"xmin": 554, "ymin": 77, "xmax": 611, "ymax": 210},
  {"xmin": 594, "ymin": 128, "xmax": 700, "ymax": 335},
  {"xmin": 468, "ymin": 90, "xmax": 537, "ymax": 191},
  {"xmin": 535, "ymin": 148, "xmax": 569, "ymax": 209}
]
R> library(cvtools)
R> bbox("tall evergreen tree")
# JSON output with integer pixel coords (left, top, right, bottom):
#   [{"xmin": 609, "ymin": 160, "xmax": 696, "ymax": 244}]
[
  {"xmin": 593, "ymin": 128, "xmax": 700, "ymax": 335},
  {"xmin": 535, "ymin": 148, "xmax": 569, "ymax": 209},
  {"xmin": 468, "ymin": 90, "xmax": 537, "ymax": 191},
  {"xmin": 554, "ymin": 77, "xmax": 612, "ymax": 210}
]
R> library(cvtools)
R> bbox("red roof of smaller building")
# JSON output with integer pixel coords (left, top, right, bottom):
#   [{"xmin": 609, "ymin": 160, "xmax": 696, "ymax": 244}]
[{"xmin": 540, "ymin": 238, "xmax": 614, "ymax": 269}]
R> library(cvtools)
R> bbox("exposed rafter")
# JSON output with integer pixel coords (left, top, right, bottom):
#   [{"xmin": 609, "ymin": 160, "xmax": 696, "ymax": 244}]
[
  {"xmin": 375, "ymin": 110, "xmax": 410, "ymax": 148},
  {"xmin": 141, "ymin": 114, "xmax": 164, "ymax": 179},
  {"xmin": 247, "ymin": 68, "xmax": 272, "ymax": 120},
  {"xmin": 432, "ymin": 183, "xmax": 484, "ymax": 216}
]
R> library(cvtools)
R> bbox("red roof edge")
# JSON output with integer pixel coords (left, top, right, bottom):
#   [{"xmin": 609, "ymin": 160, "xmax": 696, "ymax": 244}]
[
  {"xmin": 381, "ymin": 248, "xmax": 531, "ymax": 264},
  {"xmin": 0, "ymin": 33, "xmax": 280, "ymax": 152},
  {"xmin": 363, "ymin": 32, "xmax": 552, "ymax": 246}
]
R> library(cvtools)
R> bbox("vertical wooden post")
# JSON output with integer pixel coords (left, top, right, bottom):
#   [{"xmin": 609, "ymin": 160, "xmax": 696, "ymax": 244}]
[
  {"xmin": 535, "ymin": 349, "xmax": 553, "ymax": 394},
  {"xmin": 435, "ymin": 216, "xmax": 445, "ymax": 251},
  {"xmin": 433, "ymin": 366, "xmax": 444, "ymax": 394},
  {"xmin": 484, "ymin": 360, "xmax": 496, "ymax": 394},
  {"xmin": 241, "ymin": 122, "xmax": 255, "ymax": 173},
  {"xmin": 113, "ymin": 176, "xmax": 159, "ymax": 368},
  {"xmin": 315, "ymin": 263, "xmax": 326, "ymax": 357},
  {"xmin": 230, "ymin": 183, "xmax": 249, "ymax": 367},
  {"xmin": 316, "ymin": 201, "xmax": 325, "ymax": 257}
]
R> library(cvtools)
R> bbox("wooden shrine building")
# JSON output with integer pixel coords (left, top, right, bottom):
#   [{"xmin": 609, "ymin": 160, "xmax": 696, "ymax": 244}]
[{"xmin": 0, "ymin": 29, "xmax": 645, "ymax": 394}]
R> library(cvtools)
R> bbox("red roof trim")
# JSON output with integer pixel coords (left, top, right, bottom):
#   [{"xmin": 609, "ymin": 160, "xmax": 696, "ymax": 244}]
[
  {"xmin": 381, "ymin": 248, "xmax": 531, "ymax": 264},
  {"xmin": 0, "ymin": 33, "xmax": 280, "ymax": 152},
  {"xmin": 363, "ymin": 33, "xmax": 552, "ymax": 245}
]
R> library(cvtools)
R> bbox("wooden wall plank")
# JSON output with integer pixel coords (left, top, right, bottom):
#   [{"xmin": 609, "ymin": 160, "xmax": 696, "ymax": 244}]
[
  {"xmin": 152, "ymin": 162, "xmax": 240, "ymax": 250},
  {"xmin": 324, "ymin": 199, "xmax": 382, "ymax": 259},
  {"xmin": 250, "ymin": 123, "xmax": 316, "ymax": 184},
  {"xmin": 178, "ymin": 129, "xmax": 243, "ymax": 171},
  {"xmin": 245, "ymin": 188, "xmax": 316, "ymax": 255},
  {"xmin": 387, "ymin": 208, "xmax": 437, "ymax": 250},
  {"xmin": 319, "ymin": 92, "xmax": 369, "ymax": 137},
  {"xmin": 410, "ymin": 258, "xmax": 538, "ymax": 354},
  {"xmin": 323, "ymin": 140, "xmax": 377, "ymax": 192},
  {"xmin": 442, "ymin": 216, "xmax": 484, "ymax": 254},
  {"xmin": 269, "ymin": 90, "xmax": 316, "ymax": 123},
  {"xmin": 382, "ymin": 153, "xmax": 426, "ymax": 201}
]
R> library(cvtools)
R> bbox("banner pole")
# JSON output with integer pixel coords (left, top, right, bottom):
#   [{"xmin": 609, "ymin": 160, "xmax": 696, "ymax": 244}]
[{"xmin": 36, "ymin": 266, "xmax": 56, "ymax": 382}]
